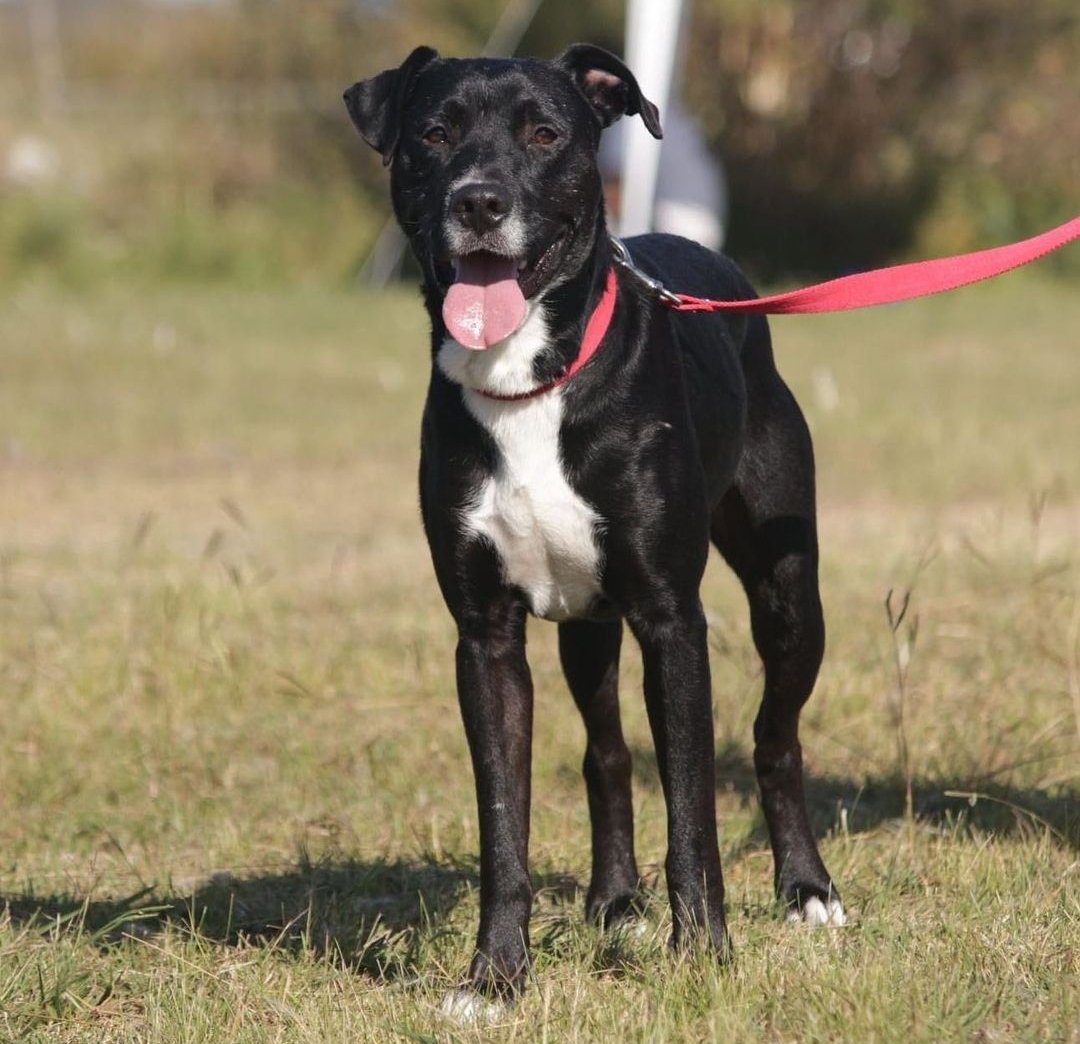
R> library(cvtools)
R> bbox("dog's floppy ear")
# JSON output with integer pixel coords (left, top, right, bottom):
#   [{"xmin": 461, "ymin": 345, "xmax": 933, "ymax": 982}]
[
  {"xmin": 556, "ymin": 43, "xmax": 662, "ymax": 140},
  {"xmin": 344, "ymin": 46, "xmax": 438, "ymax": 166}
]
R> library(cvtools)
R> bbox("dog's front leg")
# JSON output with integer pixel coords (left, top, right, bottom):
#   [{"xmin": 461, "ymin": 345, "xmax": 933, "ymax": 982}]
[
  {"xmin": 455, "ymin": 601, "xmax": 534, "ymax": 996},
  {"xmin": 628, "ymin": 602, "xmax": 731, "ymax": 958}
]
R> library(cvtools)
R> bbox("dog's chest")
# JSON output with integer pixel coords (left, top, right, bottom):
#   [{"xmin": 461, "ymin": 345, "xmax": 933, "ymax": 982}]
[{"xmin": 461, "ymin": 391, "xmax": 602, "ymax": 621}]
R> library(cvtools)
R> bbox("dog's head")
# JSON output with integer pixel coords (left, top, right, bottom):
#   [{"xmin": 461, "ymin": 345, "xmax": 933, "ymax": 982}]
[{"xmin": 344, "ymin": 45, "xmax": 661, "ymax": 349}]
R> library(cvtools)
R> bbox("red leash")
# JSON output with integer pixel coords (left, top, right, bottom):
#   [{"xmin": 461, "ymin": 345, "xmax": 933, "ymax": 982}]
[
  {"xmin": 662, "ymin": 214, "xmax": 1080, "ymax": 316},
  {"xmin": 478, "ymin": 215, "xmax": 1080, "ymax": 402}
]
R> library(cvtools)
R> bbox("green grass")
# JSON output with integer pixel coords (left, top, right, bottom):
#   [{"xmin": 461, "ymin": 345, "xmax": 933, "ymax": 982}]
[{"xmin": 1, "ymin": 274, "xmax": 1078, "ymax": 1042}]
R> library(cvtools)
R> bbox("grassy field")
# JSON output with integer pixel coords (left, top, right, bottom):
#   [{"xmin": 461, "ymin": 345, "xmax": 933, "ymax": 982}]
[{"xmin": 1, "ymin": 274, "xmax": 1078, "ymax": 1042}]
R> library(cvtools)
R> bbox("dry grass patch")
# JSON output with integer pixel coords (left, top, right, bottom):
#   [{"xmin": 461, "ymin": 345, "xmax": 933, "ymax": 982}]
[{"xmin": 1, "ymin": 276, "xmax": 1077, "ymax": 1042}]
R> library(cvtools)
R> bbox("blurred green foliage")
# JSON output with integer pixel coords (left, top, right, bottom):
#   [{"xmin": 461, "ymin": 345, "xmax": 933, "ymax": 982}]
[
  {"xmin": 684, "ymin": 0, "xmax": 1080, "ymax": 277},
  {"xmin": 0, "ymin": 0, "xmax": 1076, "ymax": 287}
]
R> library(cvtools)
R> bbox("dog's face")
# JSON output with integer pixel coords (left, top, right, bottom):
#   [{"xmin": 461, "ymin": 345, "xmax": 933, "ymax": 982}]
[{"xmin": 345, "ymin": 45, "xmax": 661, "ymax": 349}]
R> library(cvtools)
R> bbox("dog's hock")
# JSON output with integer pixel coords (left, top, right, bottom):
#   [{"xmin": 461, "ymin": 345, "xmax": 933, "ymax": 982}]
[
  {"xmin": 344, "ymin": 45, "xmax": 438, "ymax": 165},
  {"xmin": 557, "ymin": 43, "xmax": 663, "ymax": 139}
]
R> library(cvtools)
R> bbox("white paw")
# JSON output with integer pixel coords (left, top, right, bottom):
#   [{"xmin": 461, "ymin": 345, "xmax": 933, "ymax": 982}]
[
  {"xmin": 607, "ymin": 915, "xmax": 650, "ymax": 940},
  {"xmin": 439, "ymin": 989, "xmax": 509, "ymax": 1025},
  {"xmin": 785, "ymin": 895, "xmax": 847, "ymax": 926}
]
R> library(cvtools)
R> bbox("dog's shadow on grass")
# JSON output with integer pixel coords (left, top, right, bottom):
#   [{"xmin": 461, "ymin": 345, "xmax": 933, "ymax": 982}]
[
  {"xmin": 631, "ymin": 740, "xmax": 1080, "ymax": 856},
  {"xmin": 0, "ymin": 855, "xmax": 493, "ymax": 979},
  {"xmin": 4, "ymin": 747, "xmax": 1075, "ymax": 976},
  {"xmin": 1, "ymin": 856, "xmax": 590, "ymax": 980}
]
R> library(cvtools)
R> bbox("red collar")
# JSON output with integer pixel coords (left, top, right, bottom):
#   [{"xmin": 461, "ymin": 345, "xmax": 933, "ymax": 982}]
[{"xmin": 475, "ymin": 267, "xmax": 618, "ymax": 403}]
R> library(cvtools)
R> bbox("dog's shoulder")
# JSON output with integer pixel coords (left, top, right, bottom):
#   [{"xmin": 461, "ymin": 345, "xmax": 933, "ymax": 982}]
[{"xmin": 622, "ymin": 233, "xmax": 754, "ymax": 303}]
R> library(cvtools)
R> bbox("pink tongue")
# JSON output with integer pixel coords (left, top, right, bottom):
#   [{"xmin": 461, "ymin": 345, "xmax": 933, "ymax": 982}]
[{"xmin": 442, "ymin": 254, "xmax": 527, "ymax": 350}]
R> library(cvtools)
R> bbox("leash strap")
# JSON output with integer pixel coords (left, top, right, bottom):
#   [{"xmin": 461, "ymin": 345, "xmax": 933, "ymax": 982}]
[{"xmin": 619, "ymin": 215, "xmax": 1080, "ymax": 316}]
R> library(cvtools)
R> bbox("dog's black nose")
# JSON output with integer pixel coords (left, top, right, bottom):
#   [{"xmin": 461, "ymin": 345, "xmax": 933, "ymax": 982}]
[{"xmin": 449, "ymin": 182, "xmax": 512, "ymax": 234}]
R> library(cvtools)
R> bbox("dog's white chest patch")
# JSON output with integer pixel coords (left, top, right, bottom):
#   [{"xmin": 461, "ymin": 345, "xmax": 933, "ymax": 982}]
[
  {"xmin": 440, "ymin": 317, "xmax": 601, "ymax": 623},
  {"xmin": 462, "ymin": 390, "xmax": 602, "ymax": 621},
  {"xmin": 437, "ymin": 310, "xmax": 604, "ymax": 620}
]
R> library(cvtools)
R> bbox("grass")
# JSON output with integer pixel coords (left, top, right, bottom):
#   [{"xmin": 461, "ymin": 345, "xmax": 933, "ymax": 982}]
[{"xmin": 1, "ymin": 272, "xmax": 1078, "ymax": 1042}]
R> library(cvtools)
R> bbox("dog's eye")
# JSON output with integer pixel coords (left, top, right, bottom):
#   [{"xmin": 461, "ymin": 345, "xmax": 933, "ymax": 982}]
[
  {"xmin": 423, "ymin": 126, "xmax": 449, "ymax": 146},
  {"xmin": 531, "ymin": 126, "xmax": 558, "ymax": 146}
]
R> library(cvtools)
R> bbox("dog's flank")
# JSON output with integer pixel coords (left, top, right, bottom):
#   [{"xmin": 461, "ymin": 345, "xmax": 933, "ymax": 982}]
[{"xmin": 346, "ymin": 42, "xmax": 843, "ymax": 1004}]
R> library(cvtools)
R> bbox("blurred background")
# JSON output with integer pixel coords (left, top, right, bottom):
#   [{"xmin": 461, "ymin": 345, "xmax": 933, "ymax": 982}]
[{"xmin": 1, "ymin": 0, "xmax": 1077, "ymax": 290}]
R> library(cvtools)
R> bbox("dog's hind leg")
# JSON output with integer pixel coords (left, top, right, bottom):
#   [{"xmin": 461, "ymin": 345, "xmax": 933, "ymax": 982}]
[
  {"xmin": 712, "ymin": 357, "xmax": 846, "ymax": 926},
  {"xmin": 626, "ymin": 597, "xmax": 731, "ymax": 955},
  {"xmin": 558, "ymin": 619, "xmax": 640, "ymax": 926}
]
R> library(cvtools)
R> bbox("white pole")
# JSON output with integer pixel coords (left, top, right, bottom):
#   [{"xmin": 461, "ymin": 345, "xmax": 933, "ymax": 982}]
[{"xmin": 619, "ymin": 0, "xmax": 684, "ymax": 238}]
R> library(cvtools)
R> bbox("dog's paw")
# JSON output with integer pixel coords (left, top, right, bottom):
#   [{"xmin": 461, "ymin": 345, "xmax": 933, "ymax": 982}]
[
  {"xmin": 605, "ymin": 913, "xmax": 651, "ymax": 942},
  {"xmin": 785, "ymin": 895, "xmax": 847, "ymax": 927},
  {"xmin": 587, "ymin": 889, "xmax": 648, "ymax": 932},
  {"xmin": 438, "ymin": 989, "xmax": 511, "ymax": 1025}
]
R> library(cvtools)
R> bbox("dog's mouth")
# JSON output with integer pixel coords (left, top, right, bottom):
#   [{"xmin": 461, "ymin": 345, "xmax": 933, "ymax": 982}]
[{"xmin": 441, "ymin": 232, "xmax": 568, "ymax": 351}]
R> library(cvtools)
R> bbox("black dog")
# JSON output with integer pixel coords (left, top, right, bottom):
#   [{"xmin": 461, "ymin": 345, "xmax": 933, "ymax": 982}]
[{"xmin": 345, "ymin": 44, "xmax": 845, "ymax": 1002}]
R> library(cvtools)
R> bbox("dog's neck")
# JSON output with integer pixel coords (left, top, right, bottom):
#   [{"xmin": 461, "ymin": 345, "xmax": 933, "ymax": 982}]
[{"xmin": 428, "ymin": 217, "xmax": 617, "ymax": 399}]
